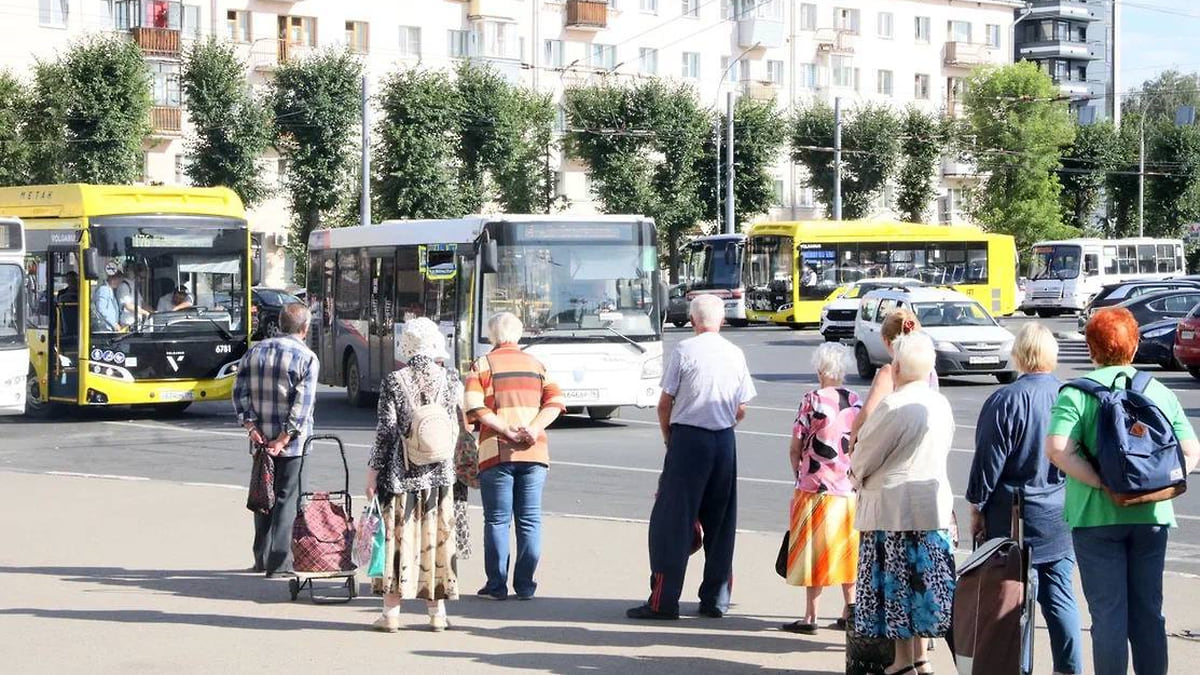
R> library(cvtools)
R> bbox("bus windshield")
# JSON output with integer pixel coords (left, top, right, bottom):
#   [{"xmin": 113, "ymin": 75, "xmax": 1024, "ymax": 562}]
[
  {"xmin": 0, "ymin": 263, "xmax": 22, "ymax": 348},
  {"xmin": 88, "ymin": 217, "xmax": 248, "ymax": 343},
  {"xmin": 1030, "ymin": 244, "xmax": 1081, "ymax": 280},
  {"xmin": 911, "ymin": 301, "xmax": 997, "ymax": 327},
  {"xmin": 483, "ymin": 222, "xmax": 660, "ymax": 339},
  {"xmin": 687, "ymin": 240, "xmax": 742, "ymax": 290},
  {"xmin": 745, "ymin": 236, "xmax": 793, "ymax": 288}
]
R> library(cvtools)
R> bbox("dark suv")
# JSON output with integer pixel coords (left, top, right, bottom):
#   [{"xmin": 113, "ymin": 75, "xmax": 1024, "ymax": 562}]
[{"xmin": 1078, "ymin": 279, "xmax": 1200, "ymax": 330}]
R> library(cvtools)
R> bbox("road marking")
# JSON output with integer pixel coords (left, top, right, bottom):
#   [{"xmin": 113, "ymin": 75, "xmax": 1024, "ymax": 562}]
[
  {"xmin": 43, "ymin": 471, "xmax": 149, "ymax": 481},
  {"xmin": 615, "ymin": 418, "xmax": 977, "ymax": 453}
]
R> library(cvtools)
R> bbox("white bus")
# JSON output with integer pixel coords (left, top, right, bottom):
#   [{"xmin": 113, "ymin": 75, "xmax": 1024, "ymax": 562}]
[
  {"xmin": 0, "ymin": 217, "xmax": 26, "ymax": 414},
  {"xmin": 307, "ymin": 215, "xmax": 665, "ymax": 420},
  {"xmin": 1021, "ymin": 237, "xmax": 1186, "ymax": 316}
]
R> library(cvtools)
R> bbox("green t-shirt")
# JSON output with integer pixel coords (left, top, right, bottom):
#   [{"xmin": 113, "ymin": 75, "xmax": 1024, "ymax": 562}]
[{"xmin": 1047, "ymin": 366, "xmax": 1197, "ymax": 529}]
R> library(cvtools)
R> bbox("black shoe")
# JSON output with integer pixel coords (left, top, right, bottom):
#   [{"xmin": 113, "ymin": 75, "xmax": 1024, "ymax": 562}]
[
  {"xmin": 781, "ymin": 620, "xmax": 818, "ymax": 634},
  {"xmin": 516, "ymin": 593, "xmax": 535, "ymax": 601},
  {"xmin": 264, "ymin": 570, "xmax": 296, "ymax": 579},
  {"xmin": 626, "ymin": 604, "xmax": 679, "ymax": 620},
  {"xmin": 476, "ymin": 586, "xmax": 507, "ymax": 601},
  {"xmin": 697, "ymin": 605, "xmax": 724, "ymax": 619}
]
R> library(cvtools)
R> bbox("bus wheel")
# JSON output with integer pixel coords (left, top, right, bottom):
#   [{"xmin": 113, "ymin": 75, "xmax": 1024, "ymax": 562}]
[
  {"xmin": 855, "ymin": 344, "xmax": 877, "ymax": 381},
  {"xmin": 671, "ymin": 320, "xmax": 687, "ymax": 328},
  {"xmin": 153, "ymin": 402, "xmax": 192, "ymax": 416},
  {"xmin": 24, "ymin": 370, "xmax": 59, "ymax": 419},
  {"xmin": 345, "ymin": 354, "xmax": 372, "ymax": 408},
  {"xmin": 1022, "ymin": 309, "xmax": 1036, "ymax": 317},
  {"xmin": 588, "ymin": 406, "xmax": 620, "ymax": 421},
  {"xmin": 1035, "ymin": 309, "xmax": 1057, "ymax": 318}
]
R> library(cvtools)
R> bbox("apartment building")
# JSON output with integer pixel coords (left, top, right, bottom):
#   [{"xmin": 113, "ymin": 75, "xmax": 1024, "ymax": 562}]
[
  {"xmin": 1013, "ymin": 0, "xmax": 1117, "ymax": 123},
  {"xmin": 9, "ymin": 1, "xmax": 1019, "ymax": 282}
]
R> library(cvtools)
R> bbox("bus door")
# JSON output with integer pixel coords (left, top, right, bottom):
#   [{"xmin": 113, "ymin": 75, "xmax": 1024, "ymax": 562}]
[
  {"xmin": 368, "ymin": 250, "xmax": 396, "ymax": 384},
  {"xmin": 45, "ymin": 247, "xmax": 79, "ymax": 401}
]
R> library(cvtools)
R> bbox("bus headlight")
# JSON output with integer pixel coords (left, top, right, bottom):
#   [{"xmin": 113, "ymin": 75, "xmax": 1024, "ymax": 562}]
[
  {"xmin": 935, "ymin": 341, "xmax": 960, "ymax": 353},
  {"xmin": 641, "ymin": 355, "xmax": 663, "ymax": 379}
]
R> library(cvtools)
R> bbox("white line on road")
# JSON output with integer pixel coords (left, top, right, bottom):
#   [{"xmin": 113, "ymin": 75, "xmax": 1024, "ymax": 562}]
[
  {"xmin": 43, "ymin": 471, "xmax": 149, "ymax": 481},
  {"xmin": 615, "ymin": 418, "xmax": 978, "ymax": 453}
]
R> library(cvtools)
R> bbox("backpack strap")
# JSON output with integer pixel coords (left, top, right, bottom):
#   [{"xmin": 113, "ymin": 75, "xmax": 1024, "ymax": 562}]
[
  {"xmin": 1130, "ymin": 371, "xmax": 1154, "ymax": 395},
  {"xmin": 1060, "ymin": 377, "xmax": 1109, "ymax": 398}
]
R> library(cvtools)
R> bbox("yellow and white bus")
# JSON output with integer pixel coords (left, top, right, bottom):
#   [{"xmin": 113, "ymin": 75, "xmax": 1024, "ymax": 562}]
[
  {"xmin": 0, "ymin": 217, "xmax": 26, "ymax": 414},
  {"xmin": 6, "ymin": 185, "xmax": 254, "ymax": 416},
  {"xmin": 743, "ymin": 221, "xmax": 1018, "ymax": 327}
]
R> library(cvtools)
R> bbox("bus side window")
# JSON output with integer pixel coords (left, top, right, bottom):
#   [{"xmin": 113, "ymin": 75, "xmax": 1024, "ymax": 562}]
[
  {"xmin": 1084, "ymin": 254, "xmax": 1099, "ymax": 277},
  {"xmin": 24, "ymin": 253, "xmax": 48, "ymax": 329},
  {"xmin": 396, "ymin": 247, "xmax": 423, "ymax": 323}
]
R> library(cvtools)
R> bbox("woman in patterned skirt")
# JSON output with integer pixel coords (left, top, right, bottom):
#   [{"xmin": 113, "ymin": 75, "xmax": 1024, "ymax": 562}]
[
  {"xmin": 366, "ymin": 318, "xmax": 463, "ymax": 633},
  {"xmin": 851, "ymin": 332, "xmax": 956, "ymax": 675},
  {"xmin": 782, "ymin": 342, "xmax": 862, "ymax": 635}
]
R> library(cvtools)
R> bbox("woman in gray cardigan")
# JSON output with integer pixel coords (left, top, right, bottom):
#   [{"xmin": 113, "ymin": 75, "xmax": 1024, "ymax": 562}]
[{"xmin": 850, "ymin": 332, "xmax": 955, "ymax": 675}]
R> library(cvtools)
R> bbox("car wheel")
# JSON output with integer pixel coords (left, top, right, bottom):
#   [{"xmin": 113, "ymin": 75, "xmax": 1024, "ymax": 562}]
[
  {"xmin": 264, "ymin": 318, "xmax": 280, "ymax": 338},
  {"xmin": 344, "ymin": 354, "xmax": 372, "ymax": 408},
  {"xmin": 995, "ymin": 372, "xmax": 1018, "ymax": 385},
  {"xmin": 587, "ymin": 406, "xmax": 620, "ymax": 421},
  {"xmin": 727, "ymin": 319, "xmax": 749, "ymax": 328},
  {"xmin": 855, "ymin": 344, "xmax": 877, "ymax": 380},
  {"xmin": 671, "ymin": 320, "xmax": 687, "ymax": 328},
  {"xmin": 1022, "ymin": 309, "xmax": 1036, "ymax": 317},
  {"xmin": 1189, "ymin": 366, "xmax": 1200, "ymax": 381},
  {"xmin": 1164, "ymin": 355, "xmax": 1184, "ymax": 372}
]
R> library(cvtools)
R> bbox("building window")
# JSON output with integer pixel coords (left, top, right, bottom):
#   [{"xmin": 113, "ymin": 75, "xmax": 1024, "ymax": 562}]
[
  {"xmin": 915, "ymin": 16, "xmax": 931, "ymax": 43},
  {"xmin": 641, "ymin": 0, "xmax": 658, "ymax": 13},
  {"xmin": 448, "ymin": 29, "xmax": 470, "ymax": 58},
  {"xmin": 554, "ymin": 105, "xmax": 567, "ymax": 133},
  {"xmin": 183, "ymin": 4, "xmax": 200, "ymax": 39},
  {"xmin": 399, "ymin": 26, "xmax": 421, "ymax": 58},
  {"xmin": 947, "ymin": 20, "xmax": 971, "ymax": 44},
  {"xmin": 831, "ymin": 56, "xmax": 853, "ymax": 88},
  {"xmin": 226, "ymin": 10, "xmax": 250, "ymax": 43},
  {"xmin": 798, "ymin": 186, "xmax": 814, "ymax": 208},
  {"xmin": 986, "ymin": 24, "xmax": 1001, "ymax": 49},
  {"xmin": 877, "ymin": 70, "xmax": 893, "ymax": 96},
  {"xmin": 151, "ymin": 62, "xmax": 181, "ymax": 107},
  {"xmin": 39, "ymin": 0, "xmax": 69, "ymax": 27},
  {"xmin": 799, "ymin": 63, "xmax": 817, "ymax": 89},
  {"xmin": 591, "ymin": 43, "xmax": 616, "ymax": 70},
  {"xmin": 346, "ymin": 21, "xmax": 369, "ymax": 54},
  {"xmin": 877, "ymin": 12, "xmax": 893, "ymax": 39},
  {"xmin": 284, "ymin": 16, "xmax": 317, "ymax": 47},
  {"xmin": 767, "ymin": 60, "xmax": 784, "ymax": 85},
  {"xmin": 544, "ymin": 39, "xmax": 564, "ymax": 68},
  {"xmin": 682, "ymin": 0, "xmax": 699, "ymax": 18},
  {"xmin": 799, "ymin": 3, "xmax": 817, "ymax": 30},
  {"xmin": 639, "ymin": 47, "xmax": 658, "ymax": 75},
  {"xmin": 914, "ymin": 73, "xmax": 930, "ymax": 100},
  {"xmin": 475, "ymin": 21, "xmax": 519, "ymax": 60},
  {"xmin": 721, "ymin": 56, "xmax": 734, "ymax": 81},
  {"xmin": 682, "ymin": 51, "xmax": 700, "ymax": 79},
  {"xmin": 834, "ymin": 7, "xmax": 859, "ymax": 34},
  {"xmin": 771, "ymin": 179, "xmax": 785, "ymax": 208},
  {"xmin": 174, "ymin": 154, "xmax": 190, "ymax": 185}
]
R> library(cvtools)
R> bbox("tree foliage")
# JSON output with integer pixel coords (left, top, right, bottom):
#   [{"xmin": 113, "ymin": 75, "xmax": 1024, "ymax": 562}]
[
  {"xmin": 696, "ymin": 96, "xmax": 787, "ymax": 225},
  {"xmin": 272, "ymin": 49, "xmax": 363, "ymax": 245},
  {"xmin": 963, "ymin": 62, "xmax": 1076, "ymax": 248},
  {"xmin": 1146, "ymin": 122, "xmax": 1200, "ymax": 237},
  {"xmin": 565, "ymin": 79, "xmax": 707, "ymax": 280},
  {"xmin": 790, "ymin": 102, "xmax": 901, "ymax": 219},
  {"xmin": 25, "ymin": 60, "xmax": 68, "ymax": 185},
  {"xmin": 895, "ymin": 107, "xmax": 943, "ymax": 223},
  {"xmin": 1125, "ymin": 70, "xmax": 1200, "ymax": 124},
  {"xmin": 1059, "ymin": 121, "xmax": 1118, "ymax": 234},
  {"xmin": 181, "ymin": 39, "xmax": 274, "ymax": 208},
  {"xmin": 0, "ymin": 70, "xmax": 29, "ymax": 186}
]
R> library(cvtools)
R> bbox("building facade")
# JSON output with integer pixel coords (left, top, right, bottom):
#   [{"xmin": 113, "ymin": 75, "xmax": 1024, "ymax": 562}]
[
  {"xmin": 1013, "ymin": 0, "xmax": 1118, "ymax": 123},
  {"xmin": 10, "ymin": 0, "xmax": 1020, "ymax": 283}
]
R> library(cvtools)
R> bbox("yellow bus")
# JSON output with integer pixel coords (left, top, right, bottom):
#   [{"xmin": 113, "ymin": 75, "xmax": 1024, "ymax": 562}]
[
  {"xmin": 743, "ymin": 221, "xmax": 1018, "ymax": 327},
  {"xmin": 5, "ymin": 185, "xmax": 254, "ymax": 416}
]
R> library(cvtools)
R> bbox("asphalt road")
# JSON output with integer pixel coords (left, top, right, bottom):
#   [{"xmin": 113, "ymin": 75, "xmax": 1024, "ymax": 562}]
[{"xmin": 6, "ymin": 316, "xmax": 1200, "ymax": 573}]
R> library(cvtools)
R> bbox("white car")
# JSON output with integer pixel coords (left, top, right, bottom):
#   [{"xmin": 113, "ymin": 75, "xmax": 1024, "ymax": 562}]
[
  {"xmin": 819, "ymin": 278, "xmax": 924, "ymax": 342},
  {"xmin": 853, "ymin": 287, "xmax": 1017, "ymax": 384}
]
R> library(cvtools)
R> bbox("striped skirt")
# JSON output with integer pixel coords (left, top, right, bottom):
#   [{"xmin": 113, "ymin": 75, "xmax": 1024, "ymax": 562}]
[{"xmin": 785, "ymin": 489, "xmax": 859, "ymax": 588}]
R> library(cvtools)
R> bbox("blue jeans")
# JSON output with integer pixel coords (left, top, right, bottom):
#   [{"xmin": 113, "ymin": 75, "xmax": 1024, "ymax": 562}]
[
  {"xmin": 1072, "ymin": 524, "xmax": 1169, "ymax": 675},
  {"xmin": 1034, "ymin": 557, "xmax": 1084, "ymax": 674},
  {"xmin": 479, "ymin": 462, "xmax": 548, "ymax": 598}
]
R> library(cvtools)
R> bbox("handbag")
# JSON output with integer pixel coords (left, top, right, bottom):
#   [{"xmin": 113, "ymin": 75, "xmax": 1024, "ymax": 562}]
[
  {"xmin": 246, "ymin": 445, "xmax": 275, "ymax": 514},
  {"xmin": 353, "ymin": 496, "xmax": 382, "ymax": 569},
  {"xmin": 775, "ymin": 531, "xmax": 789, "ymax": 578},
  {"xmin": 367, "ymin": 507, "xmax": 387, "ymax": 578}
]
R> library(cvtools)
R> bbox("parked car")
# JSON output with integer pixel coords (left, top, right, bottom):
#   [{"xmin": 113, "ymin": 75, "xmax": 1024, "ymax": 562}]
[
  {"xmin": 1174, "ymin": 302, "xmax": 1200, "ymax": 380},
  {"xmin": 665, "ymin": 284, "xmax": 690, "ymax": 327},
  {"xmin": 1136, "ymin": 318, "xmax": 1183, "ymax": 370},
  {"xmin": 1078, "ymin": 279, "xmax": 1200, "ymax": 330},
  {"xmin": 854, "ymin": 287, "xmax": 1016, "ymax": 384},
  {"xmin": 252, "ymin": 287, "xmax": 302, "ymax": 339},
  {"xmin": 1116, "ymin": 289, "xmax": 1200, "ymax": 328},
  {"xmin": 819, "ymin": 277, "xmax": 923, "ymax": 342}
]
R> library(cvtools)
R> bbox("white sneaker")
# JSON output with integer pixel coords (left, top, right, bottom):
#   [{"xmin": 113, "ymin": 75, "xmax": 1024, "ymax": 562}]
[
  {"xmin": 428, "ymin": 614, "xmax": 450, "ymax": 632},
  {"xmin": 372, "ymin": 615, "xmax": 400, "ymax": 633}
]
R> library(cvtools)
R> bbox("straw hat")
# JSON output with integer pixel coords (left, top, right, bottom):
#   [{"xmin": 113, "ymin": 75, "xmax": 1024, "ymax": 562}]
[{"xmin": 400, "ymin": 317, "xmax": 450, "ymax": 362}]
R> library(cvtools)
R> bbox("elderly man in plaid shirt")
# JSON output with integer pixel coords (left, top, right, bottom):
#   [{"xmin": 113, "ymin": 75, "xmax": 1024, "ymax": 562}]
[{"xmin": 233, "ymin": 303, "xmax": 320, "ymax": 578}]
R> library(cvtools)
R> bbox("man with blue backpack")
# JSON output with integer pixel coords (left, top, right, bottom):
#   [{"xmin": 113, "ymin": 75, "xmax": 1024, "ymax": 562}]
[{"xmin": 1046, "ymin": 307, "xmax": 1200, "ymax": 675}]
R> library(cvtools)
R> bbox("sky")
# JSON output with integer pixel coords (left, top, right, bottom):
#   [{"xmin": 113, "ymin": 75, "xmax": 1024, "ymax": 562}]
[{"xmin": 1120, "ymin": 0, "xmax": 1200, "ymax": 90}]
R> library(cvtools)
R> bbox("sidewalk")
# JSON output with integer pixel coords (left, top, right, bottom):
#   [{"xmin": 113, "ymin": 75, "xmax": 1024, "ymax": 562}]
[{"xmin": 2, "ymin": 471, "xmax": 1200, "ymax": 674}]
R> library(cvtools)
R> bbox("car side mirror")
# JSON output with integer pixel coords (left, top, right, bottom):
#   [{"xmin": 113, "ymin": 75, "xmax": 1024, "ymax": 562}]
[
  {"xmin": 82, "ymin": 248, "xmax": 101, "ymax": 281},
  {"xmin": 480, "ymin": 239, "xmax": 499, "ymax": 274}
]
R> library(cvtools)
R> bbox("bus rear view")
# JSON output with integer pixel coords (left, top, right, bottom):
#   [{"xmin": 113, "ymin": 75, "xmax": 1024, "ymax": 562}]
[{"xmin": 0, "ymin": 218, "xmax": 25, "ymax": 415}]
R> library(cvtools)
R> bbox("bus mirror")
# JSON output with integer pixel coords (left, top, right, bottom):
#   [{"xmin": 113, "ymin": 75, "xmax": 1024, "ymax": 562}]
[
  {"xmin": 252, "ymin": 255, "xmax": 263, "ymax": 286},
  {"xmin": 481, "ymin": 239, "xmax": 499, "ymax": 274},
  {"xmin": 82, "ymin": 248, "xmax": 101, "ymax": 281}
]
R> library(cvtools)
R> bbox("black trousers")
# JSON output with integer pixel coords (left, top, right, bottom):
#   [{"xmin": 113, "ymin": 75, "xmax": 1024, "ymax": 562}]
[{"xmin": 252, "ymin": 454, "xmax": 301, "ymax": 573}]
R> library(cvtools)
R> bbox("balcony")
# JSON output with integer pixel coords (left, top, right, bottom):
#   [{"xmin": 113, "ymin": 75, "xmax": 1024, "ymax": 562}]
[
  {"xmin": 249, "ymin": 40, "xmax": 313, "ymax": 71},
  {"xmin": 149, "ymin": 105, "xmax": 182, "ymax": 136},
  {"xmin": 814, "ymin": 28, "xmax": 855, "ymax": 54},
  {"xmin": 738, "ymin": 15, "xmax": 785, "ymax": 50},
  {"xmin": 469, "ymin": 0, "xmax": 522, "ymax": 19},
  {"xmin": 565, "ymin": 0, "xmax": 608, "ymax": 31},
  {"xmin": 1052, "ymin": 79, "xmax": 1092, "ymax": 96},
  {"xmin": 1019, "ymin": 40, "xmax": 1100, "ymax": 61},
  {"xmin": 1029, "ymin": 3, "xmax": 1094, "ymax": 21},
  {"xmin": 131, "ymin": 26, "xmax": 180, "ymax": 58},
  {"xmin": 742, "ymin": 80, "xmax": 779, "ymax": 102},
  {"xmin": 941, "ymin": 156, "xmax": 977, "ymax": 178},
  {"xmin": 944, "ymin": 42, "xmax": 995, "ymax": 68}
]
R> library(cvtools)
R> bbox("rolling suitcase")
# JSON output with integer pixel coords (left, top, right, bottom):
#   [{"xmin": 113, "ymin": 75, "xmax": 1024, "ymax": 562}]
[{"xmin": 952, "ymin": 491, "xmax": 1035, "ymax": 675}]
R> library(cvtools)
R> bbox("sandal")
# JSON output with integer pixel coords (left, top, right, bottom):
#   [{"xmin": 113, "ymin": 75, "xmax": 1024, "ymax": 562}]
[
  {"xmin": 914, "ymin": 660, "xmax": 933, "ymax": 675},
  {"xmin": 883, "ymin": 667, "xmax": 915, "ymax": 675},
  {"xmin": 780, "ymin": 619, "xmax": 818, "ymax": 634}
]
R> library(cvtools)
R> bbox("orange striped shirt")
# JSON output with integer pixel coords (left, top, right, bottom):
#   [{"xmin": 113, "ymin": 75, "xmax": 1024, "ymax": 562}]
[{"xmin": 464, "ymin": 344, "xmax": 565, "ymax": 471}]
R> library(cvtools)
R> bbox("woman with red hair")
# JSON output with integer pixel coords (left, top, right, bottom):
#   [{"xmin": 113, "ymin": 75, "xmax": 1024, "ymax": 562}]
[{"xmin": 1046, "ymin": 307, "xmax": 1200, "ymax": 675}]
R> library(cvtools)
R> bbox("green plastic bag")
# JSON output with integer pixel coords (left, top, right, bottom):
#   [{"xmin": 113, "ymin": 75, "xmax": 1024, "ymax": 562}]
[{"xmin": 367, "ymin": 506, "xmax": 387, "ymax": 578}]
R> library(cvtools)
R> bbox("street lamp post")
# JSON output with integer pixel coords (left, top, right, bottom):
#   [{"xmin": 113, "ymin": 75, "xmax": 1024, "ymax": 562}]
[{"xmin": 713, "ymin": 42, "xmax": 761, "ymax": 235}]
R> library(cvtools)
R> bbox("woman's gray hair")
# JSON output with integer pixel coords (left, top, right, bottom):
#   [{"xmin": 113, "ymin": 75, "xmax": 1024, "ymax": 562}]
[
  {"xmin": 690, "ymin": 293, "xmax": 725, "ymax": 329},
  {"xmin": 892, "ymin": 331, "xmax": 936, "ymax": 385},
  {"xmin": 487, "ymin": 312, "xmax": 524, "ymax": 345},
  {"xmin": 811, "ymin": 342, "xmax": 849, "ymax": 383}
]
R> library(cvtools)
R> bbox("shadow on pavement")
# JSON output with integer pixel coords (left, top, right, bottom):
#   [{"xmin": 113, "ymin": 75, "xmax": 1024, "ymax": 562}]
[
  {"xmin": 411, "ymin": 650, "xmax": 817, "ymax": 674},
  {"xmin": 0, "ymin": 607, "xmax": 361, "ymax": 632}
]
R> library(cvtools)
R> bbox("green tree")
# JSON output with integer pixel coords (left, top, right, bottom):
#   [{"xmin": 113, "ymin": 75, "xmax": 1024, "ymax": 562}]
[
  {"xmin": 1105, "ymin": 113, "xmax": 1143, "ymax": 237},
  {"xmin": 180, "ymin": 39, "xmax": 274, "ymax": 208},
  {"xmin": 1059, "ymin": 121, "xmax": 1118, "ymax": 234},
  {"xmin": 790, "ymin": 102, "xmax": 901, "ymax": 219},
  {"xmin": 272, "ymin": 49, "xmax": 362, "ymax": 247},
  {"xmin": 963, "ymin": 62, "xmax": 1076, "ymax": 248},
  {"xmin": 25, "ymin": 60, "xmax": 68, "ymax": 185},
  {"xmin": 1125, "ymin": 70, "xmax": 1200, "ymax": 124},
  {"xmin": 696, "ymin": 96, "xmax": 787, "ymax": 225},
  {"xmin": 895, "ymin": 107, "xmax": 944, "ymax": 223},
  {"xmin": 1146, "ymin": 122, "xmax": 1200, "ymax": 238},
  {"xmin": 0, "ymin": 70, "xmax": 29, "ymax": 186}
]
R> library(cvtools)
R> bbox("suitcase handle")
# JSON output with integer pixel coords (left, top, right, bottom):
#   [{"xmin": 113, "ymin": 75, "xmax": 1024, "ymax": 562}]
[{"xmin": 297, "ymin": 434, "xmax": 350, "ymax": 498}]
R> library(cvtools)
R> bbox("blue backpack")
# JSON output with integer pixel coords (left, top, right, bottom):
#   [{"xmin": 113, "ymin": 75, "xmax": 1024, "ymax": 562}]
[{"xmin": 1062, "ymin": 371, "xmax": 1188, "ymax": 506}]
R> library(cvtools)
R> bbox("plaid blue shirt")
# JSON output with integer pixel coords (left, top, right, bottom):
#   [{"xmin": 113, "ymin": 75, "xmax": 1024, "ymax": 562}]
[{"xmin": 232, "ymin": 335, "xmax": 320, "ymax": 457}]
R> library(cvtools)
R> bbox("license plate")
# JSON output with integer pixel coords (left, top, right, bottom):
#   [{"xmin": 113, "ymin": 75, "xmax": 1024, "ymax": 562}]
[
  {"xmin": 1184, "ymin": 331, "xmax": 1196, "ymax": 341},
  {"xmin": 969, "ymin": 356, "xmax": 1000, "ymax": 365},
  {"xmin": 159, "ymin": 390, "xmax": 195, "ymax": 402},
  {"xmin": 560, "ymin": 389, "xmax": 599, "ymax": 402}
]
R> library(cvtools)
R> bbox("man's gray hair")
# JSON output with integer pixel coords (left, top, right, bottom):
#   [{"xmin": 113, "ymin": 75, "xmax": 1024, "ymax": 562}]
[
  {"xmin": 892, "ymin": 331, "xmax": 936, "ymax": 385},
  {"xmin": 689, "ymin": 294, "xmax": 725, "ymax": 329},
  {"xmin": 279, "ymin": 302, "xmax": 311, "ymax": 336},
  {"xmin": 811, "ymin": 342, "xmax": 849, "ymax": 383},
  {"xmin": 488, "ymin": 312, "xmax": 524, "ymax": 345}
]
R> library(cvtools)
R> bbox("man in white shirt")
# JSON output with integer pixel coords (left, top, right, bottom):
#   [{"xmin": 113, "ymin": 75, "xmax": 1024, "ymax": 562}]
[
  {"xmin": 156, "ymin": 286, "xmax": 193, "ymax": 312},
  {"xmin": 627, "ymin": 294, "xmax": 756, "ymax": 621}
]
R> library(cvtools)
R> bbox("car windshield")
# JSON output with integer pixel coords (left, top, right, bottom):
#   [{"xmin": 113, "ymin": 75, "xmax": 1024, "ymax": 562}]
[
  {"xmin": 911, "ymin": 300, "xmax": 996, "ymax": 327},
  {"xmin": 1029, "ymin": 244, "xmax": 1081, "ymax": 280}
]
